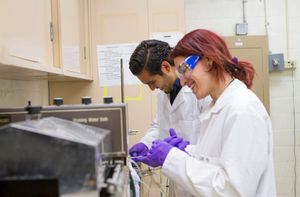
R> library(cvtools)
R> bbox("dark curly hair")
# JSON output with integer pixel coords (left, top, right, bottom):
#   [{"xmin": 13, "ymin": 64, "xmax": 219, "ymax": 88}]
[{"xmin": 129, "ymin": 40, "xmax": 173, "ymax": 76}]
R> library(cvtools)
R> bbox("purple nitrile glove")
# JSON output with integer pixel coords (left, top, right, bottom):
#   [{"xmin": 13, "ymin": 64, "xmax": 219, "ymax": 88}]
[
  {"xmin": 129, "ymin": 142, "xmax": 149, "ymax": 158},
  {"xmin": 163, "ymin": 128, "xmax": 177, "ymax": 143},
  {"xmin": 135, "ymin": 140, "xmax": 173, "ymax": 168},
  {"xmin": 164, "ymin": 128, "xmax": 190, "ymax": 151},
  {"xmin": 176, "ymin": 140, "xmax": 190, "ymax": 150}
]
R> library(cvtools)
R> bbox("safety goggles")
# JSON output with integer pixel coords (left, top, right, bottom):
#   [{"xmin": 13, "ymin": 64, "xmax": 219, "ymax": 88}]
[{"xmin": 176, "ymin": 55, "xmax": 201, "ymax": 80}]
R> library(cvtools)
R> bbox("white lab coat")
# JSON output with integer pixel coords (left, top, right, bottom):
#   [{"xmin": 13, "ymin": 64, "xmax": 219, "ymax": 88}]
[
  {"xmin": 140, "ymin": 86, "xmax": 211, "ymax": 196},
  {"xmin": 162, "ymin": 79, "xmax": 276, "ymax": 197}
]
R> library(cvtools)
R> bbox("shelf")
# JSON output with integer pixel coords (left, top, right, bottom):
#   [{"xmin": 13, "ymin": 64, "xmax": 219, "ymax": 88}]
[{"xmin": 0, "ymin": 62, "xmax": 93, "ymax": 81}]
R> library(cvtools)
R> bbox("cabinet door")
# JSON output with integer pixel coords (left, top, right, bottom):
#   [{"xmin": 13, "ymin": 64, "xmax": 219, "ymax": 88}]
[
  {"xmin": 52, "ymin": 0, "xmax": 91, "ymax": 78},
  {"xmin": 0, "ymin": 0, "xmax": 53, "ymax": 70}
]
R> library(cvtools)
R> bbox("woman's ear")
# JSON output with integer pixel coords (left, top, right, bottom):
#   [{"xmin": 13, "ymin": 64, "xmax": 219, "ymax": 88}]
[{"xmin": 205, "ymin": 57, "xmax": 213, "ymax": 66}]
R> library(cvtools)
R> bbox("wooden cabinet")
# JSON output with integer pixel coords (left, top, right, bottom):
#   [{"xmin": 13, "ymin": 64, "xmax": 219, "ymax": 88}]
[{"xmin": 0, "ymin": 0, "xmax": 91, "ymax": 81}]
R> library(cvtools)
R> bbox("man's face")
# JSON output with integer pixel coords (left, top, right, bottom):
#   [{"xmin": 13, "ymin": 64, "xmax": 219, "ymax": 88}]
[{"xmin": 137, "ymin": 69, "xmax": 174, "ymax": 94}]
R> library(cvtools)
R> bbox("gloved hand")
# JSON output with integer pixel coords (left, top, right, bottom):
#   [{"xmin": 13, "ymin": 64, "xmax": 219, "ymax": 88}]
[
  {"xmin": 164, "ymin": 128, "xmax": 190, "ymax": 151},
  {"xmin": 129, "ymin": 142, "xmax": 149, "ymax": 158},
  {"xmin": 163, "ymin": 128, "xmax": 178, "ymax": 143},
  {"xmin": 135, "ymin": 140, "xmax": 173, "ymax": 168}
]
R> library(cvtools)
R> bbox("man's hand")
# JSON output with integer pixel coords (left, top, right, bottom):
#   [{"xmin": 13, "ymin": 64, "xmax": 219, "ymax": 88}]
[
  {"xmin": 135, "ymin": 140, "xmax": 173, "ymax": 168},
  {"xmin": 129, "ymin": 142, "xmax": 149, "ymax": 159}
]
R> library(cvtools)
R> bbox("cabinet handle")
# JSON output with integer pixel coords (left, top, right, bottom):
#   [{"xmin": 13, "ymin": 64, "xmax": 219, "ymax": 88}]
[
  {"xmin": 84, "ymin": 47, "xmax": 87, "ymax": 59},
  {"xmin": 49, "ymin": 22, "xmax": 54, "ymax": 42}
]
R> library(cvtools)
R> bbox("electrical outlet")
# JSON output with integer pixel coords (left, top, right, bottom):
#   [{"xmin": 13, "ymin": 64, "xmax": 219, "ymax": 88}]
[{"xmin": 284, "ymin": 60, "xmax": 296, "ymax": 69}]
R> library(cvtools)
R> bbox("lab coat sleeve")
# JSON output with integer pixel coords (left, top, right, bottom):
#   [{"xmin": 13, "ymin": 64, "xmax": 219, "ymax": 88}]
[
  {"xmin": 140, "ymin": 115, "xmax": 160, "ymax": 148},
  {"xmin": 185, "ymin": 145, "xmax": 196, "ymax": 155},
  {"xmin": 162, "ymin": 112, "xmax": 271, "ymax": 197}
]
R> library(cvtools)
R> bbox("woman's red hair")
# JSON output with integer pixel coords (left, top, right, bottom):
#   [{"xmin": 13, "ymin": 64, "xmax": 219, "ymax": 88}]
[{"xmin": 170, "ymin": 29, "xmax": 255, "ymax": 88}]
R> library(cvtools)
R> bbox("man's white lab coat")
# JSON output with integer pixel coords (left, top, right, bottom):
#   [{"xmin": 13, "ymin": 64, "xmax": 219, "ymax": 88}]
[{"xmin": 162, "ymin": 79, "xmax": 276, "ymax": 197}]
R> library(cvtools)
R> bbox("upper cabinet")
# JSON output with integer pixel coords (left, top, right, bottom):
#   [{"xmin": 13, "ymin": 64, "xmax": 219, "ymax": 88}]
[
  {"xmin": 52, "ymin": 0, "xmax": 91, "ymax": 79},
  {"xmin": 0, "ymin": 0, "xmax": 54, "ymax": 70},
  {"xmin": 0, "ymin": 0, "xmax": 91, "ymax": 80}
]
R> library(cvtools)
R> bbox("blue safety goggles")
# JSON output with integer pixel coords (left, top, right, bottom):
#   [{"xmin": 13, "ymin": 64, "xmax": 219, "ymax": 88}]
[{"xmin": 176, "ymin": 55, "xmax": 201, "ymax": 80}]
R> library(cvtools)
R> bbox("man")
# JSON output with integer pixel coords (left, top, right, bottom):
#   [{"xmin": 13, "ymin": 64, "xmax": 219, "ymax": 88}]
[{"xmin": 128, "ymin": 40, "xmax": 211, "ymax": 196}]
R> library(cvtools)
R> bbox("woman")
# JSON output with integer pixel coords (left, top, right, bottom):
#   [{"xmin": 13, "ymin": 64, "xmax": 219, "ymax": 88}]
[{"xmin": 136, "ymin": 29, "xmax": 276, "ymax": 196}]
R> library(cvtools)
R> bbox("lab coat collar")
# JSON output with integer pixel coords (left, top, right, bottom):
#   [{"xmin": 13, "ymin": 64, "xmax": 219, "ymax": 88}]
[
  {"xmin": 200, "ymin": 79, "xmax": 245, "ymax": 121},
  {"xmin": 168, "ymin": 86, "xmax": 192, "ymax": 113}
]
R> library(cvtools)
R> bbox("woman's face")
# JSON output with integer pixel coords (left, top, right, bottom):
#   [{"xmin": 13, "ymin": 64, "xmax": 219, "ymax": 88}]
[{"xmin": 174, "ymin": 56, "xmax": 213, "ymax": 99}]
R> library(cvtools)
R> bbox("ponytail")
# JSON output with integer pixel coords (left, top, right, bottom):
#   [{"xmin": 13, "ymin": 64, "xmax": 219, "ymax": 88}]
[{"xmin": 227, "ymin": 57, "xmax": 255, "ymax": 89}]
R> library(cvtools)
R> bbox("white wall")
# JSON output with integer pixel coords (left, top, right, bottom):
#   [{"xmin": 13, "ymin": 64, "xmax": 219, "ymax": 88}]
[{"xmin": 185, "ymin": 0, "xmax": 300, "ymax": 196}]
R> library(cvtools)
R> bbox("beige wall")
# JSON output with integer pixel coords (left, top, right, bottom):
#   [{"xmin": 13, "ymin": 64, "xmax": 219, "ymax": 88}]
[
  {"xmin": 0, "ymin": 79, "xmax": 48, "ymax": 107},
  {"xmin": 48, "ymin": 0, "xmax": 185, "ymax": 148}
]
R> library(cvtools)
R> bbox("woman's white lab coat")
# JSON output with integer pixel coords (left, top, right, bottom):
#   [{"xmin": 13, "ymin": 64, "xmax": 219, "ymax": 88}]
[{"xmin": 162, "ymin": 79, "xmax": 276, "ymax": 197}]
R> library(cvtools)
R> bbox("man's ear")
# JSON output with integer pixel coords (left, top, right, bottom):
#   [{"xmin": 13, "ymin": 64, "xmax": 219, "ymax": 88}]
[{"xmin": 161, "ymin": 61, "xmax": 172, "ymax": 74}]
